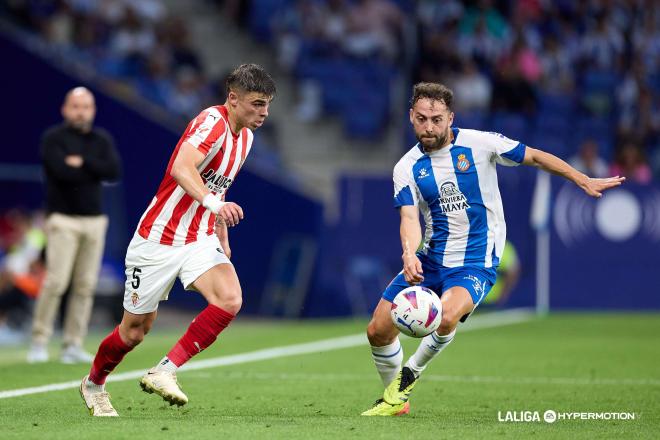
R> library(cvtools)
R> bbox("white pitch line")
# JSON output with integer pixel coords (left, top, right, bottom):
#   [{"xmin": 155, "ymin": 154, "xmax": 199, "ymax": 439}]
[
  {"xmin": 203, "ymin": 371, "xmax": 660, "ymax": 387},
  {"xmin": 0, "ymin": 309, "xmax": 533, "ymax": 400}
]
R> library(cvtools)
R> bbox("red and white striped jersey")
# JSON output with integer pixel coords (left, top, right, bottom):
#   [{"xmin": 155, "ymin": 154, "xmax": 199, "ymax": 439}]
[{"xmin": 137, "ymin": 105, "xmax": 253, "ymax": 246}]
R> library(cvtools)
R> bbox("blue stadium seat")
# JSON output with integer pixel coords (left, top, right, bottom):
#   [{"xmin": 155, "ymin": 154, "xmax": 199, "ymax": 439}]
[
  {"xmin": 535, "ymin": 112, "xmax": 571, "ymax": 135},
  {"xmin": 455, "ymin": 111, "xmax": 486, "ymax": 130},
  {"xmin": 538, "ymin": 91, "xmax": 575, "ymax": 116},
  {"xmin": 581, "ymin": 70, "xmax": 619, "ymax": 94},
  {"xmin": 575, "ymin": 117, "xmax": 612, "ymax": 139},
  {"xmin": 573, "ymin": 117, "xmax": 615, "ymax": 159},
  {"xmin": 490, "ymin": 112, "xmax": 529, "ymax": 141},
  {"xmin": 248, "ymin": 0, "xmax": 292, "ymax": 42},
  {"xmin": 343, "ymin": 93, "xmax": 388, "ymax": 139},
  {"xmin": 528, "ymin": 131, "xmax": 569, "ymax": 157}
]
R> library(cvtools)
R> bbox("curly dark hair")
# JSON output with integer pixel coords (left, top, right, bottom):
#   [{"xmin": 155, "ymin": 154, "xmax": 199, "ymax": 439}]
[{"xmin": 410, "ymin": 82, "xmax": 453, "ymax": 110}]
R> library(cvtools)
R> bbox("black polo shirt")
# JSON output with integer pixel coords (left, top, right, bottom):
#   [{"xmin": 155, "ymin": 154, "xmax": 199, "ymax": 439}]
[{"xmin": 41, "ymin": 124, "xmax": 121, "ymax": 216}]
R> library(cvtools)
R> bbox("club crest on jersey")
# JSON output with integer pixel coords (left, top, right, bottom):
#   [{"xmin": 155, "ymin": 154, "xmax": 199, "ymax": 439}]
[
  {"xmin": 439, "ymin": 182, "xmax": 470, "ymax": 213},
  {"xmin": 131, "ymin": 292, "xmax": 139, "ymax": 306},
  {"xmin": 456, "ymin": 154, "xmax": 470, "ymax": 172}
]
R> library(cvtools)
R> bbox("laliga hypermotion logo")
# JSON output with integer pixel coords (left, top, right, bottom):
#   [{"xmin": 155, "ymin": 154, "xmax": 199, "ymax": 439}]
[{"xmin": 553, "ymin": 184, "xmax": 660, "ymax": 246}]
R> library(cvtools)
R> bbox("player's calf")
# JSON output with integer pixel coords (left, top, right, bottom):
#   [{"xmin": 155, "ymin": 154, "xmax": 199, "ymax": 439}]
[{"xmin": 366, "ymin": 298, "xmax": 404, "ymax": 386}]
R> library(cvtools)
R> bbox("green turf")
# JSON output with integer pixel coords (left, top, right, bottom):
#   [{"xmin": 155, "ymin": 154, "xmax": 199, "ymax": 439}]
[{"xmin": 1, "ymin": 313, "xmax": 659, "ymax": 439}]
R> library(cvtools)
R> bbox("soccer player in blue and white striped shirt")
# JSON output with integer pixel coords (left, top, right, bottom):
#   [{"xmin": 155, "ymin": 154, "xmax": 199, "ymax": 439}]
[{"xmin": 361, "ymin": 82, "xmax": 625, "ymax": 416}]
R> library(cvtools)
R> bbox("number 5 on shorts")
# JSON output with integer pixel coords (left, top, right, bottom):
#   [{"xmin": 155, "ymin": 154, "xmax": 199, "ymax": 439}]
[{"xmin": 131, "ymin": 267, "xmax": 142, "ymax": 289}]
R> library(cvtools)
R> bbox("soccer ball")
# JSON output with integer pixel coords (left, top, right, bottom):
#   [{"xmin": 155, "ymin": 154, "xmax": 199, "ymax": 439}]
[{"xmin": 390, "ymin": 286, "xmax": 442, "ymax": 337}]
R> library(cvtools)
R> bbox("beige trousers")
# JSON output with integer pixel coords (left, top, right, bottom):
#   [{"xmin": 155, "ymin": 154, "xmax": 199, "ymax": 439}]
[{"xmin": 31, "ymin": 213, "xmax": 108, "ymax": 347}]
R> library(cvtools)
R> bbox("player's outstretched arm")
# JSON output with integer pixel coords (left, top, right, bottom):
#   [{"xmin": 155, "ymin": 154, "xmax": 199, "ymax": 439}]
[
  {"xmin": 171, "ymin": 141, "xmax": 244, "ymax": 226},
  {"xmin": 400, "ymin": 206, "xmax": 424, "ymax": 285},
  {"xmin": 522, "ymin": 147, "xmax": 625, "ymax": 198}
]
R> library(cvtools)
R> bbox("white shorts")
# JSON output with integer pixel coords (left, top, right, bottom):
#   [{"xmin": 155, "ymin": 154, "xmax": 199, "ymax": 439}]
[{"xmin": 122, "ymin": 233, "xmax": 231, "ymax": 314}]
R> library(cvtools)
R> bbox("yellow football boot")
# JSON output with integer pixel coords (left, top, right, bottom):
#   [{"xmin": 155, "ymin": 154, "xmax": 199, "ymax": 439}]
[
  {"xmin": 361, "ymin": 399, "xmax": 410, "ymax": 416},
  {"xmin": 383, "ymin": 367, "xmax": 418, "ymax": 405}
]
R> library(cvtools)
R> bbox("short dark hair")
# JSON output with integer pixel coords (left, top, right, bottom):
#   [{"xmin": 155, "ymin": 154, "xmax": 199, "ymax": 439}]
[
  {"xmin": 225, "ymin": 63, "xmax": 276, "ymax": 98},
  {"xmin": 410, "ymin": 82, "xmax": 453, "ymax": 110}
]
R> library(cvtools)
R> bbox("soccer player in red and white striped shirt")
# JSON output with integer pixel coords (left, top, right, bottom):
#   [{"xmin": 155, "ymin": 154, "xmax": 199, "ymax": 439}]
[{"xmin": 80, "ymin": 64, "xmax": 276, "ymax": 417}]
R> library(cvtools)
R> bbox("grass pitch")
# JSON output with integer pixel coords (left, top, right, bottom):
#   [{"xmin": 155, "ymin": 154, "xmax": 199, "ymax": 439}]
[{"xmin": 1, "ymin": 312, "xmax": 658, "ymax": 439}]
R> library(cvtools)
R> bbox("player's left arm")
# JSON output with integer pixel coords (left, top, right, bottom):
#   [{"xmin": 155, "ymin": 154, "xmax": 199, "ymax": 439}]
[
  {"xmin": 522, "ymin": 147, "xmax": 625, "ymax": 198},
  {"xmin": 215, "ymin": 218, "xmax": 231, "ymax": 258}
]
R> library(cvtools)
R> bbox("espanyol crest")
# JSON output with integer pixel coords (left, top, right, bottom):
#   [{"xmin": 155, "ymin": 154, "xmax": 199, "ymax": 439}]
[{"xmin": 456, "ymin": 153, "xmax": 470, "ymax": 171}]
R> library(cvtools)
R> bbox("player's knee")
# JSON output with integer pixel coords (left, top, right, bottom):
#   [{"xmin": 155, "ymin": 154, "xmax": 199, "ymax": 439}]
[
  {"xmin": 366, "ymin": 321, "xmax": 393, "ymax": 346},
  {"xmin": 207, "ymin": 288, "xmax": 242, "ymax": 315},
  {"xmin": 142, "ymin": 321, "xmax": 154, "ymax": 336},
  {"xmin": 438, "ymin": 307, "xmax": 461, "ymax": 335},
  {"xmin": 221, "ymin": 295, "xmax": 242, "ymax": 315},
  {"xmin": 367, "ymin": 321, "xmax": 381, "ymax": 347},
  {"xmin": 122, "ymin": 327, "xmax": 146, "ymax": 347},
  {"xmin": 119, "ymin": 320, "xmax": 148, "ymax": 347}
]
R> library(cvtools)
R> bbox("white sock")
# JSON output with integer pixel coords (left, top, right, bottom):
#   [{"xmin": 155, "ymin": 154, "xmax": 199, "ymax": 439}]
[
  {"xmin": 371, "ymin": 339, "xmax": 403, "ymax": 387},
  {"xmin": 154, "ymin": 356, "xmax": 177, "ymax": 373},
  {"xmin": 85, "ymin": 378, "xmax": 105, "ymax": 393},
  {"xmin": 405, "ymin": 329, "xmax": 456, "ymax": 378}
]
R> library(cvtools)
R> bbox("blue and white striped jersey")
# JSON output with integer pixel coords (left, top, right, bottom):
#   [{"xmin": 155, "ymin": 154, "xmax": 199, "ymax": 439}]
[{"xmin": 393, "ymin": 127, "xmax": 526, "ymax": 269}]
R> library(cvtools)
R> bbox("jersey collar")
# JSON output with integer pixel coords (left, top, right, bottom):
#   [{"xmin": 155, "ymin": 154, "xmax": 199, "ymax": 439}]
[{"xmin": 218, "ymin": 105, "xmax": 239, "ymax": 139}]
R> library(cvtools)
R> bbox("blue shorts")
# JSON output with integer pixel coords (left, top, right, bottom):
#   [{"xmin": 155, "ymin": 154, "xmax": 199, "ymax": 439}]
[{"xmin": 382, "ymin": 255, "xmax": 497, "ymax": 306}]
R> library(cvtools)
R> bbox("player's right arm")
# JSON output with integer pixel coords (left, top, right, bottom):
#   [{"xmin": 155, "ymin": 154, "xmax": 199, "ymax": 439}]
[
  {"xmin": 170, "ymin": 141, "xmax": 243, "ymax": 227},
  {"xmin": 393, "ymin": 156, "xmax": 424, "ymax": 285},
  {"xmin": 399, "ymin": 205, "xmax": 424, "ymax": 285}
]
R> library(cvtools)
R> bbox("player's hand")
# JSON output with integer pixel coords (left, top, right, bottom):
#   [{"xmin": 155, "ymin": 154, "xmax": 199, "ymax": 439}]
[
  {"xmin": 65, "ymin": 155, "xmax": 83, "ymax": 168},
  {"xmin": 579, "ymin": 175, "xmax": 626, "ymax": 198},
  {"xmin": 402, "ymin": 253, "xmax": 424, "ymax": 285},
  {"xmin": 217, "ymin": 202, "xmax": 243, "ymax": 227}
]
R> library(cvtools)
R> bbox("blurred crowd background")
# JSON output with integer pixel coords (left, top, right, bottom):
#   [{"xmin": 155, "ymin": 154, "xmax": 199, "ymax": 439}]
[
  {"xmin": 2, "ymin": 0, "xmax": 659, "ymax": 178},
  {"xmin": 1, "ymin": 0, "xmax": 659, "ymax": 342}
]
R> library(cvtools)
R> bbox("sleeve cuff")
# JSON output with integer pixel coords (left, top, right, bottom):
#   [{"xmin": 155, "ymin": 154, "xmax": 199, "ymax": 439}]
[
  {"xmin": 501, "ymin": 142, "xmax": 526, "ymax": 164},
  {"xmin": 394, "ymin": 185, "xmax": 415, "ymax": 208}
]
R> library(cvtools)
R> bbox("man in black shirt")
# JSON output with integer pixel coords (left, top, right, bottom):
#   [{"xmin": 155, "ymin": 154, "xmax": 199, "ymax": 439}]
[{"xmin": 28, "ymin": 87, "xmax": 121, "ymax": 363}]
